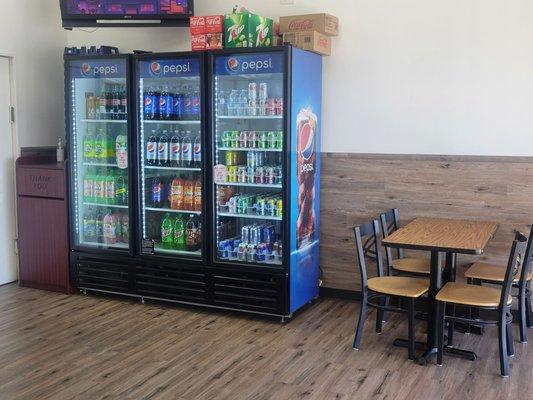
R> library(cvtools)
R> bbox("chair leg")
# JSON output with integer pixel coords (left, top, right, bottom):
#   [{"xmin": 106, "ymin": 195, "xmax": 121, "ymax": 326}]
[
  {"xmin": 353, "ymin": 290, "xmax": 368, "ymax": 350},
  {"xmin": 376, "ymin": 296, "xmax": 386, "ymax": 333},
  {"xmin": 382, "ymin": 296, "xmax": 390, "ymax": 323},
  {"xmin": 498, "ymin": 311, "xmax": 509, "ymax": 377},
  {"xmin": 466, "ymin": 278, "xmax": 472, "ymax": 334},
  {"xmin": 437, "ymin": 301, "xmax": 445, "ymax": 366},
  {"xmin": 519, "ymin": 285, "xmax": 528, "ymax": 343},
  {"xmin": 526, "ymin": 282, "xmax": 532, "ymax": 328},
  {"xmin": 447, "ymin": 304, "xmax": 455, "ymax": 346},
  {"xmin": 407, "ymin": 298, "xmax": 415, "ymax": 360},
  {"xmin": 506, "ymin": 316, "xmax": 515, "ymax": 357}
]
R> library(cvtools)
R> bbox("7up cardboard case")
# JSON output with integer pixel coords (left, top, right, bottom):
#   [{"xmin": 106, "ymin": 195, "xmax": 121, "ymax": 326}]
[{"xmin": 225, "ymin": 13, "xmax": 274, "ymax": 48}]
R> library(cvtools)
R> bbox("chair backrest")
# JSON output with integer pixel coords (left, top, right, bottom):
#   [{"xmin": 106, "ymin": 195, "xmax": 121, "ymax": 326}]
[
  {"xmin": 353, "ymin": 220, "xmax": 386, "ymax": 291},
  {"xmin": 500, "ymin": 232, "xmax": 528, "ymax": 310},
  {"xmin": 518, "ymin": 225, "xmax": 533, "ymax": 287},
  {"xmin": 380, "ymin": 208, "xmax": 403, "ymax": 267}
]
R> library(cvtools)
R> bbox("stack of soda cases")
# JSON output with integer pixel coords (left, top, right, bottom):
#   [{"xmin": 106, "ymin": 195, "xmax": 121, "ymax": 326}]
[
  {"xmin": 150, "ymin": 175, "xmax": 202, "ymax": 212},
  {"xmin": 85, "ymin": 84, "xmax": 127, "ymax": 120},
  {"xmin": 224, "ymin": 150, "xmax": 282, "ymax": 185},
  {"xmin": 146, "ymin": 129, "xmax": 201, "ymax": 168},
  {"xmin": 160, "ymin": 213, "xmax": 201, "ymax": 252},
  {"xmin": 82, "ymin": 207, "xmax": 129, "ymax": 246},
  {"xmin": 218, "ymin": 224, "xmax": 283, "ymax": 264},
  {"xmin": 143, "ymin": 85, "xmax": 201, "ymax": 121},
  {"xmin": 221, "ymin": 130, "xmax": 283, "ymax": 149},
  {"xmin": 217, "ymin": 82, "xmax": 283, "ymax": 117}
]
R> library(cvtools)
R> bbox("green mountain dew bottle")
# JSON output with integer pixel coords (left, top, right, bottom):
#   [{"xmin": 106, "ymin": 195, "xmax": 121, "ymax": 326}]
[
  {"xmin": 105, "ymin": 170, "xmax": 116, "ymax": 205},
  {"xmin": 83, "ymin": 127, "xmax": 95, "ymax": 162},
  {"xmin": 173, "ymin": 216, "xmax": 186, "ymax": 251},
  {"xmin": 161, "ymin": 213, "xmax": 174, "ymax": 249}
]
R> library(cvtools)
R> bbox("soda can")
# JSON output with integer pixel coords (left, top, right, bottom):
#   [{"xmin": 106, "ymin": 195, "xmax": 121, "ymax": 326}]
[
  {"xmin": 239, "ymin": 131, "xmax": 248, "ymax": 148},
  {"xmin": 227, "ymin": 166, "xmax": 237, "ymax": 183},
  {"xmin": 257, "ymin": 198, "xmax": 267, "ymax": 215},
  {"xmin": 266, "ymin": 99, "xmax": 276, "ymax": 116},
  {"xmin": 237, "ymin": 196, "xmax": 248, "ymax": 214},
  {"xmin": 218, "ymin": 240, "xmax": 229, "ymax": 258},
  {"xmin": 258, "ymin": 99, "xmax": 267, "ymax": 116},
  {"xmin": 247, "ymin": 131, "xmax": 257, "ymax": 148},
  {"xmin": 247, "ymin": 151, "xmax": 257, "ymax": 169},
  {"xmin": 276, "ymin": 199, "xmax": 283, "ymax": 218},
  {"xmin": 246, "ymin": 166, "xmax": 255, "ymax": 183},
  {"xmin": 267, "ymin": 199, "xmax": 277, "ymax": 216},
  {"xmin": 237, "ymin": 166, "xmax": 247, "ymax": 183},
  {"xmin": 241, "ymin": 225, "xmax": 250, "ymax": 244},
  {"xmin": 263, "ymin": 225, "xmax": 275, "ymax": 244},
  {"xmin": 258, "ymin": 131, "xmax": 268, "ymax": 149},
  {"xmin": 275, "ymin": 98, "xmax": 284, "ymax": 115},
  {"xmin": 274, "ymin": 167, "xmax": 283, "ymax": 184},
  {"xmin": 255, "ymin": 167, "xmax": 265, "ymax": 184},
  {"xmin": 228, "ymin": 195, "xmax": 238, "ymax": 213},
  {"xmin": 259, "ymin": 82, "xmax": 268, "ymax": 100},
  {"xmin": 249, "ymin": 99, "xmax": 258, "ymax": 116},
  {"xmin": 256, "ymin": 243, "xmax": 266, "ymax": 262},
  {"xmin": 256, "ymin": 151, "xmax": 264, "ymax": 166},
  {"xmin": 250, "ymin": 225, "xmax": 260, "ymax": 245},
  {"xmin": 248, "ymin": 82, "xmax": 258, "ymax": 101},
  {"xmin": 222, "ymin": 131, "xmax": 231, "ymax": 147},
  {"xmin": 246, "ymin": 244, "xmax": 256, "ymax": 262},
  {"xmin": 267, "ymin": 131, "xmax": 276, "ymax": 149},
  {"xmin": 238, "ymin": 243, "xmax": 247, "ymax": 261},
  {"xmin": 231, "ymin": 131, "xmax": 240, "ymax": 148},
  {"xmin": 225, "ymin": 150, "xmax": 234, "ymax": 166},
  {"xmin": 265, "ymin": 167, "xmax": 276, "ymax": 184},
  {"xmin": 276, "ymin": 131, "xmax": 284, "ymax": 149}
]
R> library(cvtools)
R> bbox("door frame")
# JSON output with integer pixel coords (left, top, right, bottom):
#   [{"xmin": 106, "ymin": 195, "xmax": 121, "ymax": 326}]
[{"xmin": 0, "ymin": 54, "xmax": 21, "ymax": 284}]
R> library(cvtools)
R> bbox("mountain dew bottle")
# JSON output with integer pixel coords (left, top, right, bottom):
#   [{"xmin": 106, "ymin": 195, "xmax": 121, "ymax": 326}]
[
  {"xmin": 173, "ymin": 216, "xmax": 186, "ymax": 251},
  {"xmin": 161, "ymin": 213, "xmax": 174, "ymax": 249}
]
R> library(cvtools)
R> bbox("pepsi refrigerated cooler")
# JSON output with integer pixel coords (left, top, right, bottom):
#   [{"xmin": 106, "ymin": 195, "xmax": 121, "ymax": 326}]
[
  {"xmin": 208, "ymin": 46, "xmax": 322, "ymax": 317},
  {"xmin": 65, "ymin": 54, "xmax": 138, "ymax": 294}
]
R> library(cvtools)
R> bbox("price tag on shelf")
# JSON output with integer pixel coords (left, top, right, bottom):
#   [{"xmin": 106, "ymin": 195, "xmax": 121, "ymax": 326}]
[{"xmin": 213, "ymin": 164, "xmax": 227, "ymax": 184}]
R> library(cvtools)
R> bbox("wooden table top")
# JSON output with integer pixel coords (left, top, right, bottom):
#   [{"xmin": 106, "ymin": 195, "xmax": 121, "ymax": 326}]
[{"xmin": 382, "ymin": 217, "xmax": 499, "ymax": 255}]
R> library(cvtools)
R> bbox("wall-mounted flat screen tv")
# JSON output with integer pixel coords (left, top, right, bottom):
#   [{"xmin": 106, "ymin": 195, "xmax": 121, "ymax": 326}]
[{"xmin": 60, "ymin": 0, "xmax": 193, "ymax": 28}]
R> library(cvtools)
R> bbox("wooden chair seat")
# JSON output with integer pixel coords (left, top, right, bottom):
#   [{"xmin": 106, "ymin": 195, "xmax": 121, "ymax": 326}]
[
  {"xmin": 436, "ymin": 282, "xmax": 513, "ymax": 308},
  {"xmin": 392, "ymin": 257, "xmax": 431, "ymax": 275},
  {"xmin": 465, "ymin": 262, "xmax": 533, "ymax": 283},
  {"xmin": 368, "ymin": 276, "xmax": 429, "ymax": 298}
]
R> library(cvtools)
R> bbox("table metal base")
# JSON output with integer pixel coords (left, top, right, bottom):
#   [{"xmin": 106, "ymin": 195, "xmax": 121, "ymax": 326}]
[{"xmin": 392, "ymin": 338, "xmax": 477, "ymax": 365}]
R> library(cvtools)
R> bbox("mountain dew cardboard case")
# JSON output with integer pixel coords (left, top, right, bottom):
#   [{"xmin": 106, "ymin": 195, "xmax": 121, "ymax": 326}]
[{"xmin": 225, "ymin": 12, "xmax": 274, "ymax": 48}]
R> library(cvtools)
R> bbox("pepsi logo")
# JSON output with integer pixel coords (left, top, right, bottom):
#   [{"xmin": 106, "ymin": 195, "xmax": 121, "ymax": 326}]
[
  {"xmin": 150, "ymin": 61, "xmax": 162, "ymax": 76},
  {"xmin": 158, "ymin": 143, "xmax": 166, "ymax": 151},
  {"xmin": 160, "ymin": 98, "xmax": 166, "ymax": 107},
  {"xmin": 144, "ymin": 97, "xmax": 152, "ymax": 107},
  {"xmin": 194, "ymin": 144, "xmax": 201, "ymax": 154},
  {"xmin": 227, "ymin": 58, "xmax": 239, "ymax": 72},
  {"xmin": 182, "ymin": 144, "xmax": 190, "ymax": 153},
  {"xmin": 81, "ymin": 63, "xmax": 92, "ymax": 76},
  {"xmin": 171, "ymin": 144, "xmax": 180, "ymax": 154},
  {"xmin": 299, "ymin": 123, "xmax": 315, "ymax": 161},
  {"xmin": 147, "ymin": 143, "xmax": 156, "ymax": 153}
]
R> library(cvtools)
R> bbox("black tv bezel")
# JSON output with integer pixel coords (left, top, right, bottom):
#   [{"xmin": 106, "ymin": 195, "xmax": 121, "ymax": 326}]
[{"xmin": 60, "ymin": 0, "xmax": 194, "ymax": 28}]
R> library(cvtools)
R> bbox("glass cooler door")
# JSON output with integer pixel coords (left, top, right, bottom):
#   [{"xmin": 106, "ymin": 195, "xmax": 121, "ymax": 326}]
[
  {"xmin": 137, "ymin": 56, "xmax": 204, "ymax": 259},
  {"xmin": 211, "ymin": 51, "xmax": 286, "ymax": 267},
  {"xmin": 67, "ymin": 57, "xmax": 132, "ymax": 252}
]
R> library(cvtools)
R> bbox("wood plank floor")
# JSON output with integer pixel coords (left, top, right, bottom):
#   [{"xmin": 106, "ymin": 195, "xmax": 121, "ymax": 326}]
[{"xmin": 0, "ymin": 284, "xmax": 531, "ymax": 400}]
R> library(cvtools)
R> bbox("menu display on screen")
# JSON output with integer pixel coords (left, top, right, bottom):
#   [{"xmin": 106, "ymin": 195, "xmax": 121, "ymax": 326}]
[{"xmin": 65, "ymin": 0, "xmax": 190, "ymax": 16}]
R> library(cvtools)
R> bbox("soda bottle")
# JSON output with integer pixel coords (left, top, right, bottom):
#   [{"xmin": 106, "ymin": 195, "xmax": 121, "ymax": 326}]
[
  {"xmin": 103, "ymin": 210, "xmax": 117, "ymax": 245},
  {"xmin": 228, "ymin": 90, "xmax": 238, "ymax": 116},
  {"xmin": 161, "ymin": 213, "xmax": 174, "ymax": 249},
  {"xmin": 116, "ymin": 132, "xmax": 128, "ymax": 169},
  {"xmin": 173, "ymin": 216, "xmax": 186, "ymax": 251},
  {"xmin": 183, "ymin": 86, "xmax": 192, "ymax": 120},
  {"xmin": 94, "ymin": 169, "xmax": 106, "ymax": 204},
  {"xmin": 83, "ymin": 127, "xmax": 95, "ymax": 163},
  {"xmin": 144, "ymin": 86, "xmax": 155, "ymax": 120},
  {"xmin": 105, "ymin": 171, "xmax": 116, "ymax": 205},
  {"xmin": 106, "ymin": 85, "xmax": 114, "ymax": 116},
  {"xmin": 98, "ymin": 87, "xmax": 107, "ymax": 119},
  {"xmin": 146, "ymin": 131, "xmax": 158, "ymax": 166},
  {"xmin": 239, "ymin": 89, "xmax": 248, "ymax": 116},
  {"xmin": 193, "ymin": 134, "xmax": 202, "ymax": 168},
  {"xmin": 159, "ymin": 86, "xmax": 174, "ymax": 121},
  {"xmin": 112, "ymin": 85, "xmax": 120, "ymax": 119},
  {"xmin": 95, "ymin": 130, "xmax": 106, "ymax": 162},
  {"xmin": 153, "ymin": 86, "xmax": 161, "ymax": 120},
  {"xmin": 151, "ymin": 174, "xmax": 164, "ymax": 208},
  {"xmin": 82, "ymin": 207, "xmax": 96, "ymax": 243},
  {"xmin": 218, "ymin": 90, "xmax": 227, "ymax": 116},
  {"xmin": 106, "ymin": 131, "xmax": 116, "ymax": 163},
  {"xmin": 183, "ymin": 179, "xmax": 195, "ymax": 211},
  {"xmin": 83, "ymin": 170, "xmax": 95, "ymax": 203},
  {"xmin": 267, "ymin": 131, "xmax": 276, "ymax": 149},
  {"xmin": 191, "ymin": 89, "xmax": 200, "ymax": 120},
  {"xmin": 95, "ymin": 208, "xmax": 104, "ymax": 243},
  {"xmin": 157, "ymin": 132, "xmax": 170, "ymax": 167},
  {"xmin": 115, "ymin": 212, "xmax": 123, "ymax": 243},
  {"xmin": 120, "ymin": 85, "xmax": 127, "ymax": 116},
  {"xmin": 122, "ymin": 214, "xmax": 129, "ymax": 243},
  {"xmin": 169, "ymin": 177, "xmax": 184, "ymax": 210},
  {"xmin": 170, "ymin": 133, "xmax": 181, "ymax": 167},
  {"xmin": 115, "ymin": 172, "xmax": 127, "ymax": 206},
  {"xmin": 177, "ymin": 87, "xmax": 186, "ymax": 120},
  {"xmin": 193, "ymin": 180, "xmax": 202, "ymax": 212},
  {"xmin": 181, "ymin": 131, "xmax": 192, "ymax": 168},
  {"xmin": 185, "ymin": 215, "xmax": 199, "ymax": 252}
]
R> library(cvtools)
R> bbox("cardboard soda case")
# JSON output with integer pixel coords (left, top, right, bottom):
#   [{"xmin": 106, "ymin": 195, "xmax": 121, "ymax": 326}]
[
  {"xmin": 279, "ymin": 13, "xmax": 339, "ymax": 36},
  {"xmin": 224, "ymin": 12, "xmax": 274, "ymax": 48},
  {"xmin": 282, "ymin": 31, "xmax": 331, "ymax": 56},
  {"xmin": 190, "ymin": 15, "xmax": 224, "ymax": 51}
]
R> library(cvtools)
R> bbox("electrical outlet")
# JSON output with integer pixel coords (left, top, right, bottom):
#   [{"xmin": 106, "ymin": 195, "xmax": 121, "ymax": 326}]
[{"xmin": 280, "ymin": 0, "xmax": 294, "ymax": 5}]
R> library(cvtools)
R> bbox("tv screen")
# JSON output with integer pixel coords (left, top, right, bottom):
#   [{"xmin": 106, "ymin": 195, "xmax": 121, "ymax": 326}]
[{"xmin": 60, "ymin": 0, "xmax": 193, "ymax": 27}]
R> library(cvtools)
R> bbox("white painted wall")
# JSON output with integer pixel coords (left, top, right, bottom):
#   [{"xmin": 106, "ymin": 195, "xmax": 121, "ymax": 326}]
[
  {"xmin": 0, "ymin": 0, "xmax": 67, "ymax": 148},
  {"xmin": 66, "ymin": 1, "xmax": 533, "ymax": 156}
]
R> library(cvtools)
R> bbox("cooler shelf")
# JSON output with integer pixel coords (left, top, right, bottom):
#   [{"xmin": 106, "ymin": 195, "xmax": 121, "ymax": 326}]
[
  {"xmin": 83, "ymin": 162, "xmax": 120, "ymax": 167},
  {"xmin": 145, "ymin": 207, "xmax": 201, "ymax": 215},
  {"xmin": 217, "ymin": 116, "xmax": 282, "ymax": 120},
  {"xmin": 217, "ymin": 147, "xmax": 282, "ymax": 152},
  {"xmin": 142, "ymin": 120, "xmax": 201, "ymax": 125},
  {"xmin": 154, "ymin": 246, "xmax": 202, "ymax": 256},
  {"xmin": 144, "ymin": 165, "xmax": 202, "ymax": 172},
  {"xmin": 216, "ymin": 182, "xmax": 282, "ymax": 189},
  {"xmin": 218, "ymin": 212, "xmax": 282, "ymax": 221},
  {"xmin": 79, "ymin": 241, "xmax": 129, "ymax": 249},
  {"xmin": 83, "ymin": 202, "xmax": 129, "ymax": 209},
  {"xmin": 80, "ymin": 119, "xmax": 127, "ymax": 124}
]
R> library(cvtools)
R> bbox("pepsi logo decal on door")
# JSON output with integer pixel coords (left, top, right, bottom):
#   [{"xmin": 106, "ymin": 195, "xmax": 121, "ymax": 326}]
[
  {"xmin": 216, "ymin": 52, "xmax": 284, "ymax": 76},
  {"xmin": 140, "ymin": 59, "xmax": 200, "ymax": 78}
]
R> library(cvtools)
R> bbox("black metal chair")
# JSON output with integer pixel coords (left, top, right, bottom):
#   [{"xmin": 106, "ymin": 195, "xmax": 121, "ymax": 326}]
[
  {"xmin": 353, "ymin": 220, "xmax": 429, "ymax": 360},
  {"xmin": 380, "ymin": 209, "xmax": 431, "ymax": 276},
  {"xmin": 464, "ymin": 225, "xmax": 533, "ymax": 342},
  {"xmin": 436, "ymin": 232, "xmax": 528, "ymax": 377}
]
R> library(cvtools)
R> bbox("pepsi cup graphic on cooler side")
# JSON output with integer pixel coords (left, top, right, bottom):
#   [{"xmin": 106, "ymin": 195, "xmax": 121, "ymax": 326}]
[{"xmin": 296, "ymin": 108, "xmax": 318, "ymax": 249}]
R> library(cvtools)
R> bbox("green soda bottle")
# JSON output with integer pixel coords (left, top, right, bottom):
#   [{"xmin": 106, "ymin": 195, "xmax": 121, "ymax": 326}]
[
  {"xmin": 83, "ymin": 169, "xmax": 95, "ymax": 203},
  {"xmin": 93, "ymin": 169, "xmax": 105, "ymax": 204},
  {"xmin": 105, "ymin": 170, "xmax": 116, "ymax": 205},
  {"xmin": 83, "ymin": 127, "xmax": 95, "ymax": 162},
  {"xmin": 95, "ymin": 130, "xmax": 106, "ymax": 163},
  {"xmin": 161, "ymin": 213, "xmax": 174, "ymax": 249},
  {"xmin": 173, "ymin": 216, "xmax": 186, "ymax": 251}
]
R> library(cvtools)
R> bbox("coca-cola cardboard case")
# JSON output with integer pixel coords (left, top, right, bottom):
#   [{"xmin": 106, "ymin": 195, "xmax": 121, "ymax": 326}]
[
  {"xmin": 282, "ymin": 31, "xmax": 331, "ymax": 56},
  {"xmin": 279, "ymin": 13, "xmax": 339, "ymax": 36}
]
